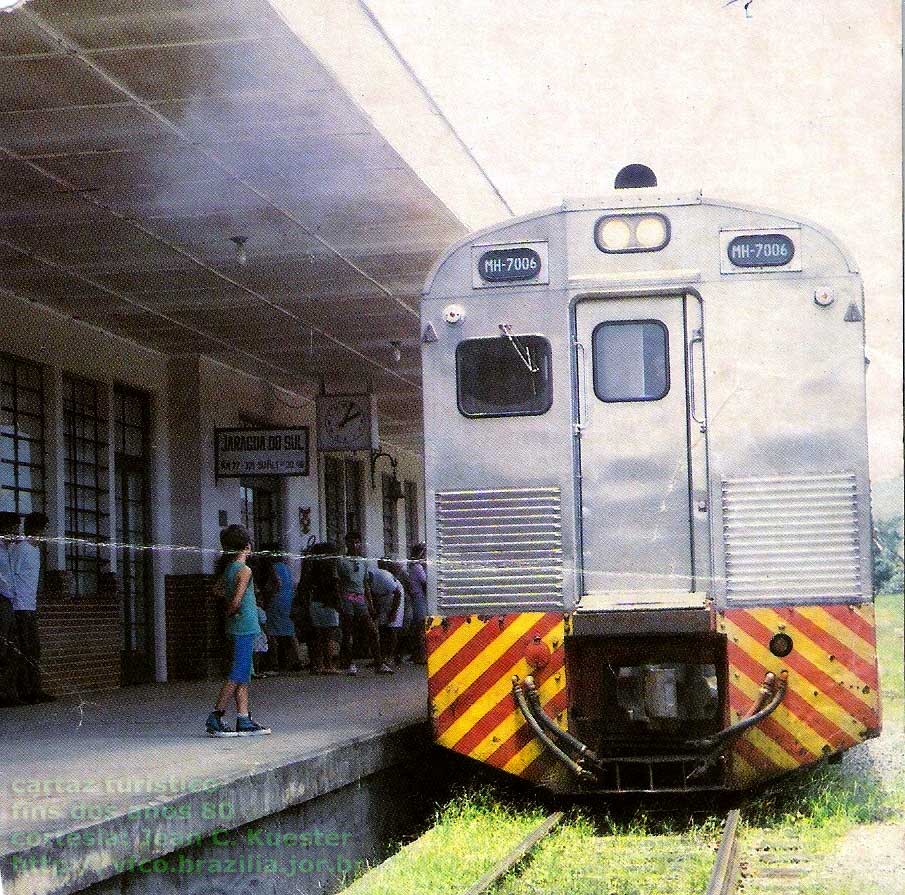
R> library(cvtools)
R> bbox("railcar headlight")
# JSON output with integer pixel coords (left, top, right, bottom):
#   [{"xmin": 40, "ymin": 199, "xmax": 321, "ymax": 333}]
[
  {"xmin": 598, "ymin": 218, "xmax": 632, "ymax": 251},
  {"xmin": 595, "ymin": 213, "xmax": 670, "ymax": 253},
  {"xmin": 635, "ymin": 215, "xmax": 668, "ymax": 248}
]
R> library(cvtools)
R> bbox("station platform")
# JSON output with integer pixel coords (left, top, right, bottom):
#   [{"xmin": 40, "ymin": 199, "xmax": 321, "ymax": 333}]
[{"xmin": 0, "ymin": 666, "xmax": 430, "ymax": 895}]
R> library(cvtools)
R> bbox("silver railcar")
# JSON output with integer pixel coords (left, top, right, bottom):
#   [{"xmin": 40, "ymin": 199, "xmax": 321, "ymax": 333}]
[{"xmin": 420, "ymin": 166, "xmax": 879, "ymax": 793}]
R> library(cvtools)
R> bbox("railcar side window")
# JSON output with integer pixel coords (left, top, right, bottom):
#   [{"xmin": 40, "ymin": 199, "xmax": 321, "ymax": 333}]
[
  {"xmin": 456, "ymin": 335, "xmax": 553, "ymax": 417},
  {"xmin": 592, "ymin": 320, "xmax": 669, "ymax": 402}
]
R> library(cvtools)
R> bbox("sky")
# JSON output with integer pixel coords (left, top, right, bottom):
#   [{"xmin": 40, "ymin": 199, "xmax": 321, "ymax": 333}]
[{"xmin": 367, "ymin": 0, "xmax": 903, "ymax": 481}]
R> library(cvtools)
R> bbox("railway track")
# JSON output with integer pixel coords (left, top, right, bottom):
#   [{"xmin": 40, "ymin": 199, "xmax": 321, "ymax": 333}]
[
  {"xmin": 705, "ymin": 809, "xmax": 741, "ymax": 895},
  {"xmin": 460, "ymin": 807, "xmax": 744, "ymax": 895}
]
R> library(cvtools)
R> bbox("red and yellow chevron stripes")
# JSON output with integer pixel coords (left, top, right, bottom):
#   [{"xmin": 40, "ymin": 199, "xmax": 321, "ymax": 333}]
[
  {"xmin": 426, "ymin": 613, "xmax": 567, "ymax": 784},
  {"xmin": 720, "ymin": 603, "xmax": 881, "ymax": 788}
]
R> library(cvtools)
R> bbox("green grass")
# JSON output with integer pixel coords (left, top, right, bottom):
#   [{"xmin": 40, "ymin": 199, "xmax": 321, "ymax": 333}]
[
  {"xmin": 339, "ymin": 789, "xmax": 546, "ymax": 895},
  {"xmin": 493, "ymin": 816, "xmax": 719, "ymax": 895},
  {"xmin": 741, "ymin": 592, "xmax": 905, "ymax": 894},
  {"xmin": 341, "ymin": 793, "xmax": 723, "ymax": 895},
  {"xmin": 875, "ymin": 591, "xmax": 904, "ymax": 728}
]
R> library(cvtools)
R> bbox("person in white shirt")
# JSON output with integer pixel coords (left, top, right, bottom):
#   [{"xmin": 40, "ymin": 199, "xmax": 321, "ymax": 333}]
[
  {"xmin": 11, "ymin": 512, "xmax": 53, "ymax": 703},
  {"xmin": 369, "ymin": 561, "xmax": 405, "ymax": 675},
  {"xmin": 0, "ymin": 511, "xmax": 21, "ymax": 706}
]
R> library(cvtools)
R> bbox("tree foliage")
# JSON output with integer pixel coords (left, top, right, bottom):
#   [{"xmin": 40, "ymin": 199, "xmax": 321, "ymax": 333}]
[{"xmin": 872, "ymin": 515, "xmax": 904, "ymax": 595}]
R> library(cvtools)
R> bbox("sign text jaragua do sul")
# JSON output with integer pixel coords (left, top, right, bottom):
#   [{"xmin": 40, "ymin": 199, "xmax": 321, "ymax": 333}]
[{"xmin": 215, "ymin": 427, "xmax": 309, "ymax": 478}]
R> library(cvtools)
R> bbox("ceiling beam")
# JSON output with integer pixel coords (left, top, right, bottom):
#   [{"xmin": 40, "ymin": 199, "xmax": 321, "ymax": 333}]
[{"xmin": 19, "ymin": 6, "xmax": 420, "ymax": 323}]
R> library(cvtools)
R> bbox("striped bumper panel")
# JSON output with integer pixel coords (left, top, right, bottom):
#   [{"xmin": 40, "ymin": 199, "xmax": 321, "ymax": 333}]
[
  {"xmin": 720, "ymin": 604, "xmax": 880, "ymax": 788},
  {"xmin": 426, "ymin": 613, "xmax": 567, "ymax": 784}
]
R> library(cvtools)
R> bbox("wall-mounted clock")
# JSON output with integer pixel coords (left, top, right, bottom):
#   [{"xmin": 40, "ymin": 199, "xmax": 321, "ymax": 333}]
[{"xmin": 316, "ymin": 394, "xmax": 379, "ymax": 452}]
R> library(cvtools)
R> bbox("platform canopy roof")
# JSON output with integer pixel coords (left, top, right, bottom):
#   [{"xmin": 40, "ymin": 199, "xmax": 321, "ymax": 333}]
[{"xmin": 0, "ymin": 0, "xmax": 510, "ymax": 450}]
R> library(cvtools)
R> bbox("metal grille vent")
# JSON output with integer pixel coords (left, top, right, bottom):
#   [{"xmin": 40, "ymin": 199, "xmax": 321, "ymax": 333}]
[
  {"xmin": 436, "ymin": 487, "xmax": 564, "ymax": 610},
  {"xmin": 722, "ymin": 472, "xmax": 863, "ymax": 602}
]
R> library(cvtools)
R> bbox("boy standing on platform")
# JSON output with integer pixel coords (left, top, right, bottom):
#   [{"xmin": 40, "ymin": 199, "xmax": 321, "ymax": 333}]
[{"xmin": 206, "ymin": 525, "xmax": 271, "ymax": 737}]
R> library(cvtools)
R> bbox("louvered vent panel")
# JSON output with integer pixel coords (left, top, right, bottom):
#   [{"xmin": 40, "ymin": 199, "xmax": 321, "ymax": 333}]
[
  {"xmin": 436, "ymin": 487, "xmax": 564, "ymax": 610},
  {"xmin": 722, "ymin": 473, "xmax": 863, "ymax": 602}
]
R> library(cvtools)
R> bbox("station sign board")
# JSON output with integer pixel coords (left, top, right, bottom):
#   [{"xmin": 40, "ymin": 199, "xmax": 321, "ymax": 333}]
[{"xmin": 215, "ymin": 427, "xmax": 309, "ymax": 478}]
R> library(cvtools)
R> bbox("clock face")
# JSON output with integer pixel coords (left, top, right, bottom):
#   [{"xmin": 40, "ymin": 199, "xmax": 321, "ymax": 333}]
[{"xmin": 316, "ymin": 395, "xmax": 375, "ymax": 452}]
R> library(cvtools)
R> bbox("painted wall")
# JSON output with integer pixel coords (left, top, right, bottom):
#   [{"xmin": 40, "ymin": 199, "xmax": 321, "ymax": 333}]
[
  {"xmin": 3, "ymin": 297, "xmax": 426, "ymax": 686},
  {"xmin": 0, "ymin": 296, "xmax": 173, "ymax": 681},
  {"xmin": 190, "ymin": 354, "xmax": 320, "ymax": 574}
]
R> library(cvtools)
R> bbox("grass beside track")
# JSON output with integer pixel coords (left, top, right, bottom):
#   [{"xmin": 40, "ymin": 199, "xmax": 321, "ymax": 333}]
[
  {"xmin": 341, "ymin": 792, "xmax": 723, "ymax": 895},
  {"xmin": 492, "ymin": 817, "xmax": 719, "ymax": 895},
  {"xmin": 741, "ymin": 591, "xmax": 905, "ymax": 894},
  {"xmin": 339, "ymin": 790, "xmax": 547, "ymax": 895}
]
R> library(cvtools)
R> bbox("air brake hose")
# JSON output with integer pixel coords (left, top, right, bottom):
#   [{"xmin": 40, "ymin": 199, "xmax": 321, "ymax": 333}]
[
  {"xmin": 522, "ymin": 676, "xmax": 605, "ymax": 770},
  {"xmin": 686, "ymin": 670, "xmax": 788, "ymax": 782},
  {"xmin": 511, "ymin": 676, "xmax": 593, "ymax": 781},
  {"xmin": 701, "ymin": 670, "xmax": 787, "ymax": 749}
]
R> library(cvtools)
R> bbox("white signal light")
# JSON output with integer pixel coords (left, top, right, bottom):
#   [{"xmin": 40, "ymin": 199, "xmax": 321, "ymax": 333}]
[
  {"xmin": 635, "ymin": 216, "xmax": 667, "ymax": 248},
  {"xmin": 599, "ymin": 218, "xmax": 632, "ymax": 251},
  {"xmin": 595, "ymin": 213, "xmax": 670, "ymax": 253}
]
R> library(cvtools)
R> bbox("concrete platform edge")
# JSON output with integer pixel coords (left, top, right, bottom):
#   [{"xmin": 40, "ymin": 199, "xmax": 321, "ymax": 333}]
[{"xmin": 1, "ymin": 720, "xmax": 431, "ymax": 895}]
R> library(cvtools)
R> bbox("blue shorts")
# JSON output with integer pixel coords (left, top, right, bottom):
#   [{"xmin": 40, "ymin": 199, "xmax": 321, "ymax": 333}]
[
  {"xmin": 310, "ymin": 600, "xmax": 340, "ymax": 629},
  {"xmin": 228, "ymin": 634, "xmax": 255, "ymax": 684}
]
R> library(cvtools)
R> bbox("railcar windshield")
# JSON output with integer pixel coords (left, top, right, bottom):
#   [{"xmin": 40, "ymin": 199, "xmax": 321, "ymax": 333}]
[{"xmin": 456, "ymin": 335, "xmax": 552, "ymax": 417}]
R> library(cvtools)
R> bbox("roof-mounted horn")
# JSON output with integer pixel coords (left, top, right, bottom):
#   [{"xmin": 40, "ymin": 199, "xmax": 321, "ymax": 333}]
[{"xmin": 614, "ymin": 164, "xmax": 657, "ymax": 189}]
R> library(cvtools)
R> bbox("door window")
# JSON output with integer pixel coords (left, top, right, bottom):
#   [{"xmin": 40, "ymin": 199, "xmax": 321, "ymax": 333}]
[
  {"xmin": 381, "ymin": 472, "xmax": 398, "ymax": 557},
  {"xmin": 63, "ymin": 375, "xmax": 109, "ymax": 596},
  {"xmin": 1, "ymin": 354, "xmax": 46, "ymax": 515},
  {"xmin": 592, "ymin": 320, "xmax": 669, "ymax": 402},
  {"xmin": 114, "ymin": 386, "xmax": 153, "ymax": 683},
  {"xmin": 323, "ymin": 456, "xmax": 364, "ymax": 546},
  {"xmin": 240, "ymin": 479, "xmax": 282, "ymax": 548},
  {"xmin": 404, "ymin": 480, "xmax": 419, "ymax": 552}
]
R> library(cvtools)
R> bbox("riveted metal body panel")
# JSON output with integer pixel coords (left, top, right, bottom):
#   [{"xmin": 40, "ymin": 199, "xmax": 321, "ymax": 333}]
[{"xmin": 421, "ymin": 192, "xmax": 869, "ymax": 616}]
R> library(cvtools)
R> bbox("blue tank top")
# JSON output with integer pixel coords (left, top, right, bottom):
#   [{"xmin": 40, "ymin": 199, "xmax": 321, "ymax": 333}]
[{"xmin": 223, "ymin": 560, "xmax": 262, "ymax": 637}]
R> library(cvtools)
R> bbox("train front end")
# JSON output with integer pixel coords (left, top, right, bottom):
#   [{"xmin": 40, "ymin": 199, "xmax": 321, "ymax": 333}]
[{"xmin": 420, "ymin": 173, "xmax": 881, "ymax": 794}]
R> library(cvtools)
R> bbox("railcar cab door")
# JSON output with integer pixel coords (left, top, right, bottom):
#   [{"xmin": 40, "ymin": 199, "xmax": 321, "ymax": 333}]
[{"xmin": 573, "ymin": 293, "xmax": 708, "ymax": 608}]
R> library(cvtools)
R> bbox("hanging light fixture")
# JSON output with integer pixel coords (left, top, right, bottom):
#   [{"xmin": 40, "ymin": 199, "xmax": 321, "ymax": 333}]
[
  {"xmin": 230, "ymin": 235, "xmax": 248, "ymax": 266},
  {"xmin": 370, "ymin": 449, "xmax": 404, "ymax": 500}
]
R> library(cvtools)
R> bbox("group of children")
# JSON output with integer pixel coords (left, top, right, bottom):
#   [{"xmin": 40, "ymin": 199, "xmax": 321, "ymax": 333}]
[
  {"xmin": 205, "ymin": 525, "xmax": 428, "ymax": 738},
  {"xmin": 301, "ymin": 532, "xmax": 428, "ymax": 677}
]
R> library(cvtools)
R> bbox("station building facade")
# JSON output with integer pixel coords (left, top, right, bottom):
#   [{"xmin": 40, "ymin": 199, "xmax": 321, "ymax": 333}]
[
  {"xmin": 0, "ymin": 0, "xmax": 511, "ymax": 702},
  {"xmin": 1, "ymin": 298, "xmax": 424, "ymax": 696}
]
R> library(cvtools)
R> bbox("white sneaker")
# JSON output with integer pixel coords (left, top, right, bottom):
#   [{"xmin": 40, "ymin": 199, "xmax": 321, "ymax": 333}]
[{"xmin": 345, "ymin": 664, "xmax": 358, "ymax": 676}]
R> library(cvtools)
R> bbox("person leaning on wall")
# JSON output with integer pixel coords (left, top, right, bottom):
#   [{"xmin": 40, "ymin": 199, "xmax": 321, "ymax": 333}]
[
  {"xmin": 0, "ymin": 511, "xmax": 21, "ymax": 706},
  {"xmin": 11, "ymin": 512, "xmax": 54, "ymax": 703}
]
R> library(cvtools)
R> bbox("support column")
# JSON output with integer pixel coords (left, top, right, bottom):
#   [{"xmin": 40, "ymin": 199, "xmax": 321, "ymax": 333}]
[{"xmin": 42, "ymin": 366, "xmax": 65, "ymax": 572}]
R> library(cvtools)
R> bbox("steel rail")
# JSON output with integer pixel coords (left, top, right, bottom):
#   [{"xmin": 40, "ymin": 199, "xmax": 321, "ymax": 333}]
[
  {"xmin": 704, "ymin": 809, "xmax": 741, "ymax": 895},
  {"xmin": 460, "ymin": 811, "xmax": 563, "ymax": 895}
]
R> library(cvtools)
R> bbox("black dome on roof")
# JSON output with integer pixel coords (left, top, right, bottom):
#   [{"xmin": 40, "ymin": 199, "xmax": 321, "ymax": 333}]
[{"xmin": 614, "ymin": 164, "xmax": 657, "ymax": 189}]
